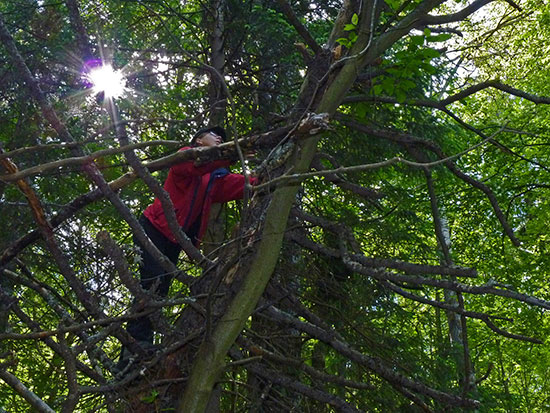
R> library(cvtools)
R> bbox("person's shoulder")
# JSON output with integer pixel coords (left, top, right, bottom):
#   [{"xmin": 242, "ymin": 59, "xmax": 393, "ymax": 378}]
[{"xmin": 178, "ymin": 145, "xmax": 193, "ymax": 152}]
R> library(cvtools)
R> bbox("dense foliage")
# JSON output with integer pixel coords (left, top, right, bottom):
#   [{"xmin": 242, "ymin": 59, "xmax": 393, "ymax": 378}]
[{"xmin": 1, "ymin": 0, "xmax": 550, "ymax": 412}]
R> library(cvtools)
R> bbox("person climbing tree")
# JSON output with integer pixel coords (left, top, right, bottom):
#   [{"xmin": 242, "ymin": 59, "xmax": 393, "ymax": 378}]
[{"xmin": 119, "ymin": 126, "xmax": 254, "ymax": 367}]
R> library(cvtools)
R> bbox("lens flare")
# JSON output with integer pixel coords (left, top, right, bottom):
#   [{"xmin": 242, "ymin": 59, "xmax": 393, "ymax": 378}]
[{"xmin": 87, "ymin": 65, "xmax": 126, "ymax": 98}]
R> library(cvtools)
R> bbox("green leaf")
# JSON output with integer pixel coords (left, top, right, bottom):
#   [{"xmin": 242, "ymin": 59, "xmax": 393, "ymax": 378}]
[
  {"xmin": 351, "ymin": 13, "xmax": 359, "ymax": 26},
  {"xmin": 395, "ymin": 89, "xmax": 407, "ymax": 103},
  {"xmin": 421, "ymin": 48, "xmax": 441, "ymax": 59},
  {"xmin": 386, "ymin": 67, "xmax": 402, "ymax": 75},
  {"xmin": 420, "ymin": 62, "xmax": 437, "ymax": 74},
  {"xmin": 410, "ymin": 35, "xmax": 424, "ymax": 47},
  {"xmin": 385, "ymin": 0, "xmax": 401, "ymax": 10},
  {"xmin": 355, "ymin": 103, "xmax": 368, "ymax": 118},
  {"xmin": 344, "ymin": 24, "xmax": 356, "ymax": 31},
  {"xmin": 400, "ymin": 79, "xmax": 417, "ymax": 91},
  {"xmin": 395, "ymin": 50, "xmax": 408, "ymax": 59},
  {"xmin": 336, "ymin": 37, "xmax": 351, "ymax": 47},
  {"xmin": 382, "ymin": 77, "xmax": 395, "ymax": 94},
  {"xmin": 141, "ymin": 390, "xmax": 159, "ymax": 404},
  {"xmin": 426, "ymin": 33, "xmax": 452, "ymax": 42}
]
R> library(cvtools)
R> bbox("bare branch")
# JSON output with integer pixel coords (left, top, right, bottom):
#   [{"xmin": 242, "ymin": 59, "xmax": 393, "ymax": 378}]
[
  {"xmin": 288, "ymin": 213, "xmax": 478, "ymax": 278},
  {"xmin": 240, "ymin": 359, "xmax": 363, "ymax": 413},
  {"xmin": 441, "ymin": 80, "xmax": 550, "ymax": 106},
  {"xmin": 0, "ymin": 286, "xmax": 107, "ymax": 382},
  {"xmin": 423, "ymin": 0, "xmax": 494, "ymax": 25},
  {"xmin": 107, "ymin": 101, "xmax": 210, "ymax": 267},
  {"xmin": 252, "ymin": 135, "xmax": 493, "ymax": 191},
  {"xmin": 275, "ymin": 0, "xmax": 322, "ymax": 54},
  {"xmin": 345, "ymin": 80, "xmax": 550, "ymax": 107},
  {"xmin": 345, "ymin": 256, "xmax": 550, "ymax": 311},
  {"xmin": 57, "ymin": 333, "xmax": 80, "ymax": 413},
  {"xmin": 0, "ymin": 150, "xmax": 104, "ymax": 317},
  {"xmin": 0, "ymin": 140, "xmax": 180, "ymax": 182},
  {"xmin": 380, "ymin": 280, "xmax": 542, "ymax": 344},
  {"xmin": 339, "ymin": 118, "xmax": 521, "ymax": 246},
  {"xmin": 312, "ymin": 153, "xmax": 384, "ymax": 201},
  {"xmin": 241, "ymin": 338, "xmax": 376, "ymax": 390},
  {"xmin": 64, "ymin": 0, "xmax": 93, "ymax": 59},
  {"xmin": 0, "ymin": 368, "xmax": 56, "ymax": 413},
  {"xmin": 96, "ymin": 231, "xmax": 145, "ymax": 299},
  {"xmin": 264, "ymin": 306, "xmax": 480, "ymax": 409}
]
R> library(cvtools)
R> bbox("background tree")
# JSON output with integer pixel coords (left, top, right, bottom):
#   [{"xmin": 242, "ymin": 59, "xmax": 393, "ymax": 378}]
[{"xmin": 1, "ymin": 0, "xmax": 550, "ymax": 412}]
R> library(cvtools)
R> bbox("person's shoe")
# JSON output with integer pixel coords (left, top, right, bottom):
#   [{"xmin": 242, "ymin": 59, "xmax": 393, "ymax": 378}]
[{"xmin": 114, "ymin": 341, "xmax": 159, "ymax": 376}]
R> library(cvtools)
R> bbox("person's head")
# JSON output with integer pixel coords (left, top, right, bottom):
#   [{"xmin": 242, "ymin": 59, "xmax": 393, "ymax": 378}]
[{"xmin": 190, "ymin": 126, "xmax": 226, "ymax": 147}]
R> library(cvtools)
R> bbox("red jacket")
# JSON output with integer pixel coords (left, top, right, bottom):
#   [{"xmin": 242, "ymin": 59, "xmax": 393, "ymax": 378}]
[{"xmin": 144, "ymin": 146, "xmax": 254, "ymax": 244}]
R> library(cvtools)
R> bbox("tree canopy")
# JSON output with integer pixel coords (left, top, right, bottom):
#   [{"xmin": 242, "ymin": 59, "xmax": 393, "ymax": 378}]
[{"xmin": 2, "ymin": 0, "xmax": 550, "ymax": 412}]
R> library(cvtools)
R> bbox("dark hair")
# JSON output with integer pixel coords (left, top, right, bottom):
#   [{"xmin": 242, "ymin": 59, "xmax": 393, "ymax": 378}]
[{"xmin": 190, "ymin": 126, "xmax": 227, "ymax": 145}]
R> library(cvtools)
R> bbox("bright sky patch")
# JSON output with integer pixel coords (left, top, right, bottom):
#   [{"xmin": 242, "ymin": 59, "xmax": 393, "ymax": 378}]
[{"xmin": 87, "ymin": 65, "xmax": 126, "ymax": 98}]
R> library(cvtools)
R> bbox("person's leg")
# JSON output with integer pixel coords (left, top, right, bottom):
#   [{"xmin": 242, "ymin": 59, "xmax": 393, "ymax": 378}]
[{"xmin": 126, "ymin": 215, "xmax": 181, "ymax": 344}]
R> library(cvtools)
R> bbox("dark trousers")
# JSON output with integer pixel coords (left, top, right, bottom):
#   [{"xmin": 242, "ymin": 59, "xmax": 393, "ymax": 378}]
[{"xmin": 126, "ymin": 215, "xmax": 182, "ymax": 343}]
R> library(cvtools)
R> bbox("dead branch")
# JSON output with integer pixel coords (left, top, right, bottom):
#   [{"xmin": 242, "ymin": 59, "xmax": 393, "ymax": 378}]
[
  {"xmin": 57, "ymin": 333, "xmax": 80, "ymax": 413},
  {"xmin": 0, "ymin": 150, "xmax": 105, "ymax": 318},
  {"xmin": 241, "ymin": 338, "xmax": 376, "ymax": 391},
  {"xmin": 344, "ymin": 256, "xmax": 550, "ymax": 311},
  {"xmin": 312, "ymin": 153, "xmax": 384, "ymax": 201},
  {"xmin": 379, "ymin": 280, "xmax": 541, "ymax": 344},
  {"xmin": 0, "ymin": 368, "xmax": 56, "ymax": 413},
  {"xmin": 263, "ymin": 305, "xmax": 480, "ymax": 409},
  {"xmin": 0, "ymin": 286, "xmax": 107, "ymax": 383},
  {"xmin": 0, "ymin": 140, "xmax": 181, "ymax": 182},
  {"xmin": 275, "ymin": 0, "xmax": 322, "ymax": 54},
  {"xmin": 287, "ymin": 220, "xmax": 477, "ymax": 278},
  {"xmin": 230, "ymin": 349, "xmax": 363, "ymax": 413},
  {"xmin": 339, "ymin": 118, "xmax": 521, "ymax": 246},
  {"xmin": 107, "ymin": 101, "xmax": 210, "ymax": 267}
]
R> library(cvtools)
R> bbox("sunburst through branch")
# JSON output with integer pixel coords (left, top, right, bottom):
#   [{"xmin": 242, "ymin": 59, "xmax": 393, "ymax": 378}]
[{"xmin": 86, "ymin": 64, "xmax": 127, "ymax": 99}]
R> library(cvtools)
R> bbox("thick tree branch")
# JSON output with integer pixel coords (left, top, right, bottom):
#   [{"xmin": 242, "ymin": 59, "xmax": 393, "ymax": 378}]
[{"xmin": 423, "ymin": 0, "xmax": 493, "ymax": 25}]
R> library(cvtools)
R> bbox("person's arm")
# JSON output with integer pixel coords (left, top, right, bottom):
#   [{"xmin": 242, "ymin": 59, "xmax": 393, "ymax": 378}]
[
  {"xmin": 211, "ymin": 173, "xmax": 257, "ymax": 203},
  {"xmin": 171, "ymin": 147, "xmax": 231, "ymax": 177}
]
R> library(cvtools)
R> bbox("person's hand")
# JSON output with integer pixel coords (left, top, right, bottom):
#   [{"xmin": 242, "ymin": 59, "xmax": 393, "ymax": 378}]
[{"xmin": 245, "ymin": 150, "xmax": 257, "ymax": 159}]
